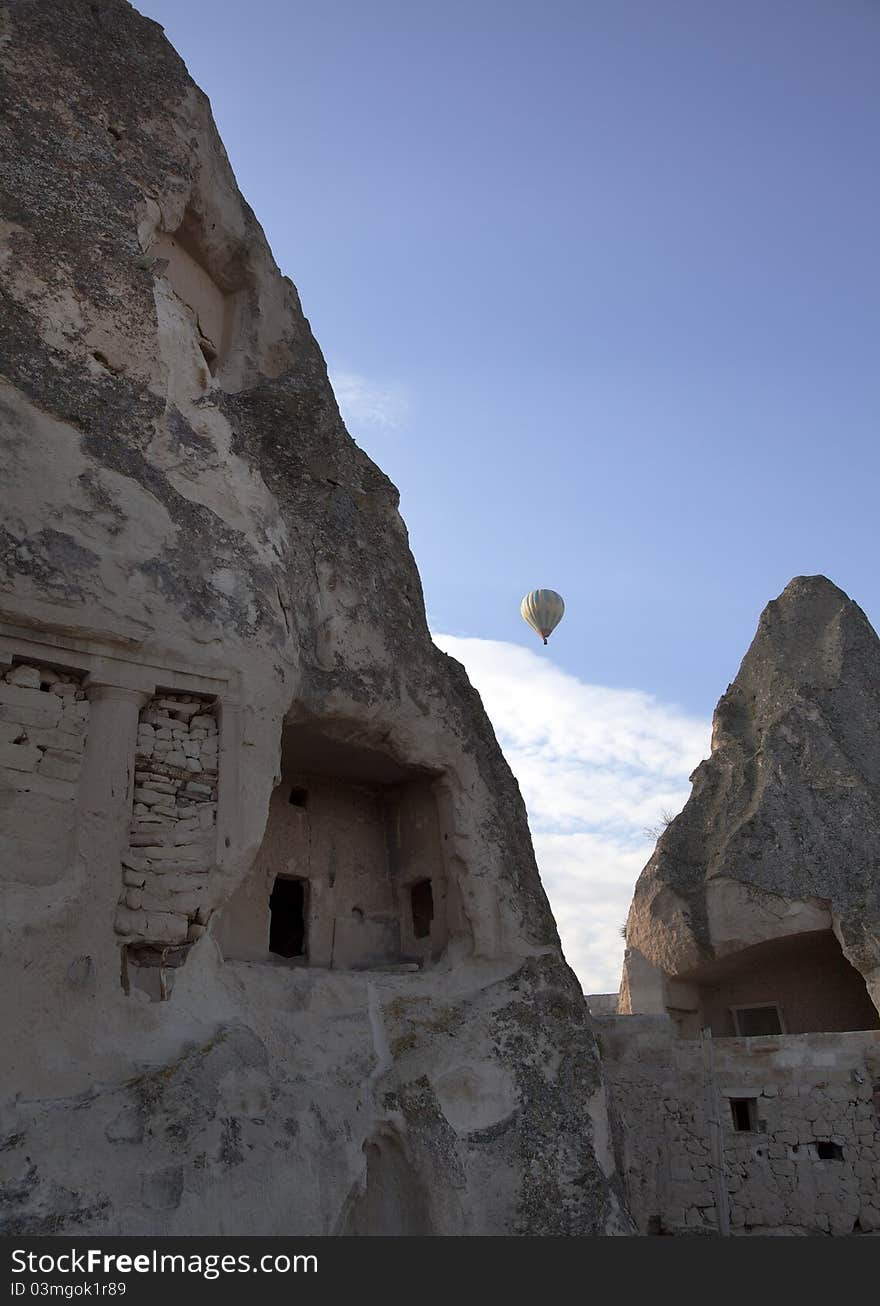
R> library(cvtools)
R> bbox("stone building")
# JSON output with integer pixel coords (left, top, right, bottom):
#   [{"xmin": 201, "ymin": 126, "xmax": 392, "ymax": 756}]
[
  {"xmin": 595, "ymin": 1017, "xmax": 880, "ymax": 1236},
  {"xmin": 595, "ymin": 577, "xmax": 880, "ymax": 1235},
  {"xmin": 0, "ymin": 0, "xmax": 627, "ymax": 1235}
]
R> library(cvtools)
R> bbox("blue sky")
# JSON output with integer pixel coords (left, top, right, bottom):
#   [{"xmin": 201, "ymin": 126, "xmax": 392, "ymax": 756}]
[{"xmin": 141, "ymin": 0, "xmax": 880, "ymax": 989}]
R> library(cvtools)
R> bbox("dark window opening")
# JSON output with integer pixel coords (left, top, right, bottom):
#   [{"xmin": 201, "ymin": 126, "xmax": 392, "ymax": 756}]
[
  {"xmin": 815, "ymin": 1141, "xmax": 843, "ymax": 1161},
  {"xmin": 732, "ymin": 1004, "xmax": 783, "ymax": 1037},
  {"xmin": 410, "ymin": 879, "xmax": 433, "ymax": 940},
  {"xmin": 289, "ymin": 786, "xmax": 309, "ymax": 808},
  {"xmin": 269, "ymin": 877, "xmax": 307, "ymax": 958},
  {"xmin": 730, "ymin": 1098, "xmax": 758, "ymax": 1132}
]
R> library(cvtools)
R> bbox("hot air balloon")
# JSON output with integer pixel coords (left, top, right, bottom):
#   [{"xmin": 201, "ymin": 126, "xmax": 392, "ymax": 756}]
[{"xmin": 521, "ymin": 589, "xmax": 564, "ymax": 645}]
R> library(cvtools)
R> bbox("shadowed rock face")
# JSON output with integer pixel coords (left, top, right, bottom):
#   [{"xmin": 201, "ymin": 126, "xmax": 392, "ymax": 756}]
[
  {"xmin": 622, "ymin": 576, "xmax": 880, "ymax": 1024},
  {"xmin": 0, "ymin": 0, "xmax": 628, "ymax": 1234}
]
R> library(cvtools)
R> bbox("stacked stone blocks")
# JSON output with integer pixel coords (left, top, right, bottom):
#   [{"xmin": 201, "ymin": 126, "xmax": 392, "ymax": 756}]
[
  {"xmin": 598, "ymin": 1017, "xmax": 880, "ymax": 1236},
  {"xmin": 114, "ymin": 694, "xmax": 219, "ymax": 948},
  {"xmin": 0, "ymin": 661, "xmax": 88, "ymax": 791}
]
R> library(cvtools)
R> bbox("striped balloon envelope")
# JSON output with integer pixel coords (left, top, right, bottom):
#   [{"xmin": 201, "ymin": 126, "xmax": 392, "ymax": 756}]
[{"xmin": 520, "ymin": 589, "xmax": 565, "ymax": 645}]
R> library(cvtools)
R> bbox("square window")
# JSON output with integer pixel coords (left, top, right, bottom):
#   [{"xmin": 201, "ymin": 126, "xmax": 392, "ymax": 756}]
[
  {"xmin": 730, "ymin": 1097, "xmax": 759, "ymax": 1131},
  {"xmin": 731, "ymin": 1004, "xmax": 784, "ymax": 1037}
]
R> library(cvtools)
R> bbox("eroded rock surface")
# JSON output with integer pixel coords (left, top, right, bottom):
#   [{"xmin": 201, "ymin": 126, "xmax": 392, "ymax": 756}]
[
  {"xmin": 621, "ymin": 576, "xmax": 880, "ymax": 1033},
  {"xmin": 0, "ymin": 0, "xmax": 627, "ymax": 1234}
]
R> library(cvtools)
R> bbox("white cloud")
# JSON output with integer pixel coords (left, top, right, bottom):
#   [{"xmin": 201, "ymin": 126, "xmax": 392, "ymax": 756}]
[
  {"xmin": 330, "ymin": 369, "xmax": 410, "ymax": 433},
  {"xmin": 433, "ymin": 634, "xmax": 711, "ymax": 994}
]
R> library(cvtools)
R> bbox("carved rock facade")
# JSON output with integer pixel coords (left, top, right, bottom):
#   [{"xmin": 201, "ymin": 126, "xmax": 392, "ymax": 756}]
[
  {"xmin": 622, "ymin": 575, "xmax": 880, "ymax": 1034},
  {"xmin": 0, "ymin": 0, "xmax": 626, "ymax": 1235}
]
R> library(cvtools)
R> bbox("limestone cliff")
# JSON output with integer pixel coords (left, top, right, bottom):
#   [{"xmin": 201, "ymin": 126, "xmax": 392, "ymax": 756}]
[
  {"xmin": 621, "ymin": 576, "xmax": 880, "ymax": 1032},
  {"xmin": 0, "ymin": 0, "xmax": 627, "ymax": 1234}
]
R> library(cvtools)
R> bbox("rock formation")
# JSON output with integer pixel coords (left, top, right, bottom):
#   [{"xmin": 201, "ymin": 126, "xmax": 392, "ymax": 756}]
[
  {"xmin": 0, "ymin": 0, "xmax": 628, "ymax": 1234},
  {"xmin": 621, "ymin": 575, "xmax": 880, "ymax": 1038}
]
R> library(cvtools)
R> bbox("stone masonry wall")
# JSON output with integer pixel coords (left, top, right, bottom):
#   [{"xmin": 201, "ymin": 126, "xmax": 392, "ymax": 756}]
[
  {"xmin": 0, "ymin": 661, "xmax": 89, "ymax": 887},
  {"xmin": 114, "ymin": 695, "xmax": 218, "ymax": 949},
  {"xmin": 0, "ymin": 662, "xmax": 88, "ymax": 780},
  {"xmin": 597, "ymin": 1015, "xmax": 880, "ymax": 1236}
]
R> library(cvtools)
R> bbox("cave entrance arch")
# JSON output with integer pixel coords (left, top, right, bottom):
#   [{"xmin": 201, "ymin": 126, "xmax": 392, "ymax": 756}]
[
  {"xmin": 215, "ymin": 718, "xmax": 459, "ymax": 969},
  {"xmin": 669, "ymin": 930, "xmax": 880, "ymax": 1038}
]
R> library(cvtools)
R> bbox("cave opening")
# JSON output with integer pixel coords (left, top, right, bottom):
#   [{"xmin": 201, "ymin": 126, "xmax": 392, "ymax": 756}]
[
  {"xmin": 671, "ymin": 930, "xmax": 880, "ymax": 1037},
  {"xmin": 269, "ymin": 876, "xmax": 307, "ymax": 959},
  {"xmin": 215, "ymin": 719, "xmax": 460, "ymax": 970}
]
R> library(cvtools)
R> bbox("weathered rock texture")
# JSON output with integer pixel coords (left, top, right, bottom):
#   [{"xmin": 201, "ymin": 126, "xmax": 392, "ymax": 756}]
[
  {"xmin": 621, "ymin": 576, "xmax": 880, "ymax": 1032},
  {"xmin": 0, "ymin": 0, "xmax": 627, "ymax": 1234}
]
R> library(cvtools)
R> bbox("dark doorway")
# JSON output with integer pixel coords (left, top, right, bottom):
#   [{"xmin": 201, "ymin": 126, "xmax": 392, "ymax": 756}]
[
  {"xmin": 410, "ymin": 880, "xmax": 433, "ymax": 940},
  {"xmin": 269, "ymin": 877, "xmax": 307, "ymax": 958}
]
